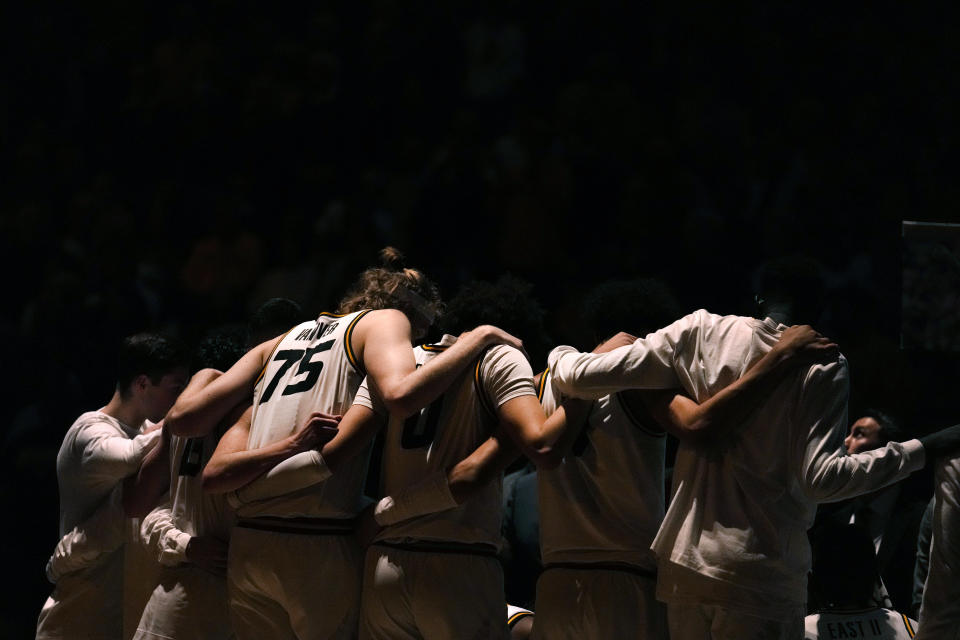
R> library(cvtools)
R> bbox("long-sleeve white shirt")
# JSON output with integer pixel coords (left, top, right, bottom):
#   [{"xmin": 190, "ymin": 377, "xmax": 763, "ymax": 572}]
[
  {"xmin": 38, "ymin": 411, "xmax": 159, "ymax": 640},
  {"xmin": 547, "ymin": 310, "xmax": 926, "ymax": 618}
]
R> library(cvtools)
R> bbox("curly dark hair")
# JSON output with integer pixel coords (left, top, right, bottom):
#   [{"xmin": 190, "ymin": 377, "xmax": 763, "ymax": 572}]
[
  {"xmin": 582, "ymin": 278, "xmax": 682, "ymax": 341},
  {"xmin": 194, "ymin": 324, "xmax": 248, "ymax": 372},
  {"xmin": 440, "ymin": 275, "xmax": 549, "ymax": 364}
]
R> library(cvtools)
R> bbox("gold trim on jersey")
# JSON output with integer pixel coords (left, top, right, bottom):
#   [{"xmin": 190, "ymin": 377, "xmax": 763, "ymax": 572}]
[
  {"xmin": 254, "ymin": 327, "xmax": 297, "ymax": 386},
  {"xmin": 344, "ymin": 310, "xmax": 372, "ymax": 375},
  {"xmin": 901, "ymin": 613, "xmax": 915, "ymax": 638},
  {"xmin": 536, "ymin": 368, "xmax": 550, "ymax": 402},
  {"xmin": 420, "ymin": 343, "xmax": 449, "ymax": 352},
  {"xmin": 507, "ymin": 611, "xmax": 534, "ymax": 628},
  {"xmin": 318, "ymin": 311, "xmax": 350, "ymax": 318},
  {"xmin": 473, "ymin": 349, "xmax": 497, "ymax": 420}
]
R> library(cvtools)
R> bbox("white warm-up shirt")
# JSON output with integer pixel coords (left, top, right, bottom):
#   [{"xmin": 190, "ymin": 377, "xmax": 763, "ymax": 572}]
[
  {"xmin": 538, "ymin": 371, "xmax": 665, "ymax": 571},
  {"xmin": 375, "ymin": 337, "xmax": 536, "ymax": 549},
  {"xmin": 916, "ymin": 455, "xmax": 960, "ymax": 639},
  {"xmin": 37, "ymin": 411, "xmax": 160, "ymax": 640},
  {"xmin": 547, "ymin": 310, "xmax": 926, "ymax": 618}
]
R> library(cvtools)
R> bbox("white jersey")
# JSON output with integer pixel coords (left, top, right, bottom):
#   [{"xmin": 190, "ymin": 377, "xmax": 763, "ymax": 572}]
[
  {"xmin": 805, "ymin": 608, "xmax": 918, "ymax": 639},
  {"xmin": 537, "ymin": 370, "xmax": 665, "ymax": 571},
  {"xmin": 141, "ymin": 431, "xmax": 236, "ymax": 565},
  {"xmin": 241, "ymin": 310, "xmax": 375, "ymax": 519},
  {"xmin": 374, "ymin": 335, "xmax": 536, "ymax": 549}
]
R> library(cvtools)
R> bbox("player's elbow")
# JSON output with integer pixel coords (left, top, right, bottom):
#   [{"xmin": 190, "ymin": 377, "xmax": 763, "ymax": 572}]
[
  {"xmin": 201, "ymin": 465, "xmax": 229, "ymax": 494},
  {"xmin": 524, "ymin": 441, "xmax": 563, "ymax": 470},
  {"xmin": 164, "ymin": 406, "xmax": 198, "ymax": 438},
  {"xmin": 379, "ymin": 389, "xmax": 420, "ymax": 420}
]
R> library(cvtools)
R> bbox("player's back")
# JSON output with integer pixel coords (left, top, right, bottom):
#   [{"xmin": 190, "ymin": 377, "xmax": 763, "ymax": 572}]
[
  {"xmin": 375, "ymin": 336, "xmax": 531, "ymax": 549},
  {"xmin": 240, "ymin": 310, "xmax": 373, "ymax": 519},
  {"xmin": 538, "ymin": 372, "xmax": 665, "ymax": 571},
  {"xmin": 652, "ymin": 309, "xmax": 849, "ymax": 607}
]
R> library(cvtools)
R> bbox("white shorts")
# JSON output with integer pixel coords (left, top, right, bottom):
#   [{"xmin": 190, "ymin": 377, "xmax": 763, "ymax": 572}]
[
  {"xmin": 531, "ymin": 565, "xmax": 666, "ymax": 640},
  {"xmin": 360, "ymin": 543, "xmax": 508, "ymax": 640},
  {"xmin": 667, "ymin": 602, "xmax": 803, "ymax": 640},
  {"xmin": 228, "ymin": 522, "xmax": 362, "ymax": 640},
  {"xmin": 134, "ymin": 566, "xmax": 233, "ymax": 640}
]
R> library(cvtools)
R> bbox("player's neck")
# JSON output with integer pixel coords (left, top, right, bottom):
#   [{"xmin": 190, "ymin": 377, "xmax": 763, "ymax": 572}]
[
  {"xmin": 101, "ymin": 389, "xmax": 146, "ymax": 430},
  {"xmin": 761, "ymin": 301, "xmax": 794, "ymax": 326}
]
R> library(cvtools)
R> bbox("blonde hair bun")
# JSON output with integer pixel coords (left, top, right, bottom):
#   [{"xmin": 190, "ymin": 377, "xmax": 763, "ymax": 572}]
[{"xmin": 379, "ymin": 247, "xmax": 406, "ymax": 271}]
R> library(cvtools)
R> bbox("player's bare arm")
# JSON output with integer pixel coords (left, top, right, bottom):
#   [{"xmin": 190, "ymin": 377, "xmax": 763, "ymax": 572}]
[
  {"xmin": 356, "ymin": 309, "xmax": 523, "ymax": 418},
  {"xmin": 497, "ymin": 394, "xmax": 592, "ymax": 469},
  {"xmin": 444, "ymin": 430, "xmax": 523, "ymax": 503},
  {"xmin": 358, "ymin": 431, "xmax": 523, "ymax": 546},
  {"xmin": 165, "ymin": 337, "xmax": 280, "ymax": 438},
  {"xmin": 226, "ymin": 404, "xmax": 388, "ymax": 507},
  {"xmin": 202, "ymin": 406, "xmax": 339, "ymax": 493},
  {"xmin": 641, "ymin": 324, "xmax": 838, "ymax": 447}
]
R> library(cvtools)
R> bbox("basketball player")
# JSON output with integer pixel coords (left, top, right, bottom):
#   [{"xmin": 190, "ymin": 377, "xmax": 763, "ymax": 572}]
[
  {"xmin": 533, "ymin": 279, "xmax": 835, "ymax": 640},
  {"xmin": 132, "ymin": 327, "xmax": 255, "ymax": 640},
  {"xmin": 165, "ymin": 249, "xmax": 523, "ymax": 639},
  {"xmin": 806, "ymin": 523, "xmax": 918, "ymax": 640},
  {"xmin": 546, "ymin": 257, "xmax": 960, "ymax": 639},
  {"xmin": 358, "ymin": 279, "xmax": 590, "ymax": 640},
  {"xmin": 915, "ymin": 454, "xmax": 960, "ymax": 639},
  {"xmin": 36, "ymin": 333, "xmax": 189, "ymax": 640}
]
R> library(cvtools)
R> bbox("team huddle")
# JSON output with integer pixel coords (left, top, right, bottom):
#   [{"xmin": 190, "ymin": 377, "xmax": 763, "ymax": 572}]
[{"xmin": 36, "ymin": 249, "xmax": 960, "ymax": 640}]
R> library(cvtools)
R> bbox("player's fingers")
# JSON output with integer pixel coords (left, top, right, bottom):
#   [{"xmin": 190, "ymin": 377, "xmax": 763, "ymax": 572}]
[{"xmin": 309, "ymin": 415, "xmax": 341, "ymax": 429}]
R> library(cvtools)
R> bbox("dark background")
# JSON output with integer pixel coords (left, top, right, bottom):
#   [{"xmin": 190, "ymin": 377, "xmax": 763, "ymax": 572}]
[{"xmin": 4, "ymin": 2, "xmax": 959, "ymax": 635}]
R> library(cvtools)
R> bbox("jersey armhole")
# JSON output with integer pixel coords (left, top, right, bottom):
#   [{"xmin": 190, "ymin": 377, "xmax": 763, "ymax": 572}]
[
  {"xmin": 616, "ymin": 391, "xmax": 667, "ymax": 438},
  {"xmin": 344, "ymin": 309, "xmax": 372, "ymax": 376},
  {"xmin": 536, "ymin": 368, "xmax": 550, "ymax": 402},
  {"xmin": 900, "ymin": 613, "xmax": 916, "ymax": 638},
  {"xmin": 473, "ymin": 347, "xmax": 498, "ymax": 421}
]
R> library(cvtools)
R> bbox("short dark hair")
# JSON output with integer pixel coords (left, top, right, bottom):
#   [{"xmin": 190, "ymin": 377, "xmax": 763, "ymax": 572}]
[
  {"xmin": 116, "ymin": 333, "xmax": 188, "ymax": 394},
  {"xmin": 248, "ymin": 297, "xmax": 302, "ymax": 346},
  {"xmin": 810, "ymin": 523, "xmax": 878, "ymax": 608},
  {"xmin": 756, "ymin": 255, "xmax": 826, "ymax": 324},
  {"xmin": 195, "ymin": 324, "xmax": 248, "ymax": 372},
  {"xmin": 861, "ymin": 408, "xmax": 906, "ymax": 445},
  {"xmin": 582, "ymin": 278, "xmax": 682, "ymax": 341}
]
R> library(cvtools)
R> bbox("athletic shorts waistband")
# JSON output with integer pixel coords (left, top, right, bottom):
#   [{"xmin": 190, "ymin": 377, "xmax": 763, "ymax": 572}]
[
  {"xmin": 236, "ymin": 515, "xmax": 355, "ymax": 536},
  {"xmin": 542, "ymin": 561, "xmax": 657, "ymax": 579},
  {"xmin": 373, "ymin": 539, "xmax": 499, "ymax": 557}
]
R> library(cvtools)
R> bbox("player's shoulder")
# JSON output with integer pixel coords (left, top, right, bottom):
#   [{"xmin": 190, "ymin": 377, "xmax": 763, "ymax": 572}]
[
  {"xmin": 482, "ymin": 343, "xmax": 530, "ymax": 371},
  {"xmin": 71, "ymin": 411, "xmax": 123, "ymax": 435}
]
